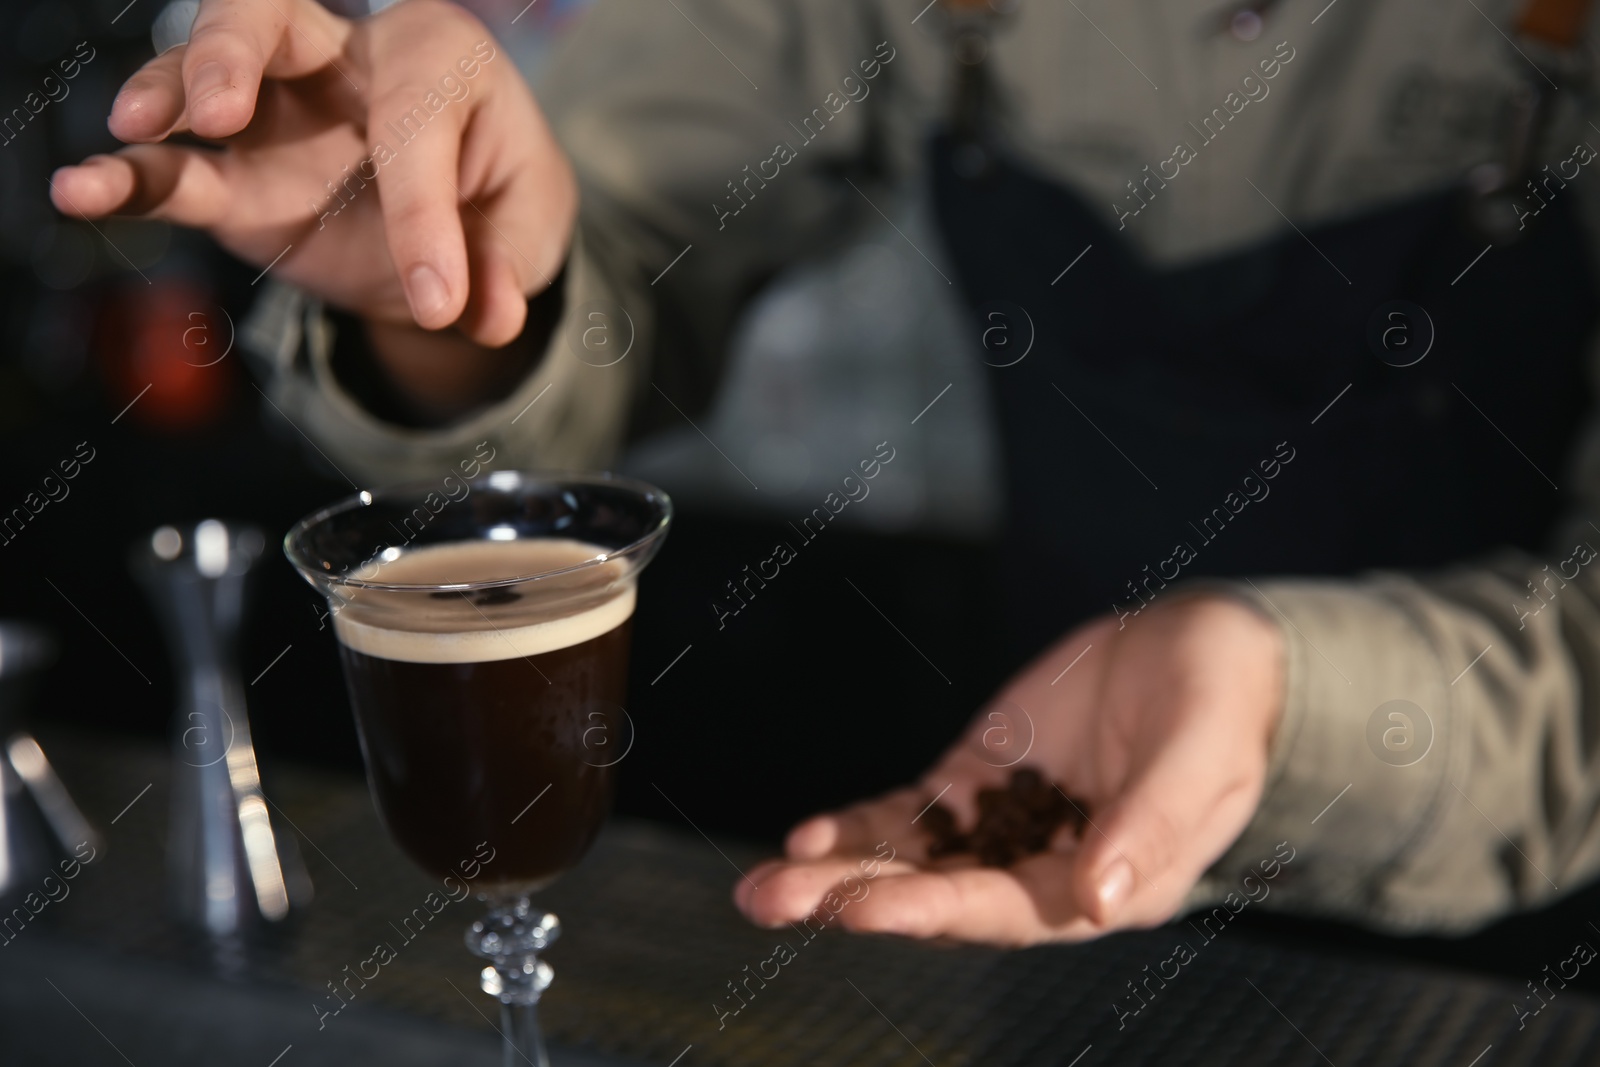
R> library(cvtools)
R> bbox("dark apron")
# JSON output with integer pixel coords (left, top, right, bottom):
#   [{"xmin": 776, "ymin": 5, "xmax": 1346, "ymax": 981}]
[{"xmin": 929, "ymin": 135, "xmax": 1600, "ymax": 666}]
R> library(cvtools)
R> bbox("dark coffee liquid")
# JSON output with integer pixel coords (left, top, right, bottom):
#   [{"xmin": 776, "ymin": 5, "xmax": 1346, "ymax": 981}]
[{"xmin": 339, "ymin": 618, "xmax": 631, "ymax": 890}]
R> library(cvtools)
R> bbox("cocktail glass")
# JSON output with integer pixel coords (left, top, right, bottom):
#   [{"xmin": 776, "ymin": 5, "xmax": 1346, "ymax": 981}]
[{"xmin": 286, "ymin": 472, "xmax": 671, "ymax": 1067}]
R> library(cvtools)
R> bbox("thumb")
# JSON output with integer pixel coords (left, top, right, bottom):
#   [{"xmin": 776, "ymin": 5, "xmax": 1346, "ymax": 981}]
[
  {"xmin": 1071, "ymin": 788, "xmax": 1174, "ymax": 927},
  {"xmin": 1071, "ymin": 742, "xmax": 1260, "ymax": 928}
]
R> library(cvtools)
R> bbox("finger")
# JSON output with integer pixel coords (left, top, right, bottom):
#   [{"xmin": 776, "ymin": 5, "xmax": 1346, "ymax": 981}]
[
  {"xmin": 838, "ymin": 855, "xmax": 1098, "ymax": 946},
  {"xmin": 372, "ymin": 112, "xmax": 469, "ymax": 328},
  {"xmin": 456, "ymin": 83, "xmax": 573, "ymax": 333},
  {"xmin": 183, "ymin": 0, "xmax": 351, "ymax": 139},
  {"xmin": 109, "ymin": 46, "xmax": 190, "ymax": 144},
  {"xmin": 363, "ymin": 31, "xmax": 487, "ymax": 327},
  {"xmin": 1071, "ymin": 728, "xmax": 1263, "ymax": 927},
  {"xmin": 735, "ymin": 854, "xmax": 916, "ymax": 928},
  {"xmin": 50, "ymin": 147, "xmax": 228, "ymax": 227},
  {"xmin": 785, "ymin": 787, "xmax": 927, "ymax": 861},
  {"xmin": 734, "ymin": 858, "xmax": 785, "ymax": 908},
  {"xmin": 784, "ymin": 815, "xmax": 837, "ymax": 860},
  {"xmin": 455, "ymin": 204, "xmax": 530, "ymax": 347}
]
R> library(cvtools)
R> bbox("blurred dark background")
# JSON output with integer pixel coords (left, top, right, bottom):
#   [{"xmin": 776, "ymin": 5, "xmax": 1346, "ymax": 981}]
[{"xmin": 6, "ymin": 0, "xmax": 1600, "ymax": 1011}]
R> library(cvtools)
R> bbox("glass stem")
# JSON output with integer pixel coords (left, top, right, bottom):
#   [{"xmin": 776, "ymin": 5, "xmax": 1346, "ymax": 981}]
[
  {"xmin": 466, "ymin": 896, "xmax": 560, "ymax": 1067},
  {"xmin": 501, "ymin": 1000, "xmax": 549, "ymax": 1067}
]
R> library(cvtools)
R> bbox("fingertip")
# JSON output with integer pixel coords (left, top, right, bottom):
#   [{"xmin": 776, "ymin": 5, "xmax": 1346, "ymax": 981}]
[
  {"xmin": 784, "ymin": 816, "xmax": 837, "ymax": 860},
  {"xmin": 473, "ymin": 308, "xmax": 526, "ymax": 350},
  {"xmin": 108, "ymin": 92, "xmax": 168, "ymax": 144},
  {"xmin": 740, "ymin": 865, "xmax": 810, "ymax": 929},
  {"xmin": 49, "ymin": 157, "xmax": 122, "ymax": 217},
  {"xmin": 185, "ymin": 93, "xmax": 249, "ymax": 140},
  {"xmin": 462, "ymin": 265, "xmax": 529, "ymax": 348},
  {"xmin": 404, "ymin": 263, "xmax": 460, "ymax": 329},
  {"xmin": 733, "ymin": 860, "xmax": 781, "ymax": 918},
  {"xmin": 47, "ymin": 166, "xmax": 79, "ymax": 214},
  {"xmin": 109, "ymin": 70, "xmax": 186, "ymax": 144},
  {"xmin": 743, "ymin": 859, "xmax": 782, "ymax": 890},
  {"xmin": 107, "ymin": 91, "xmax": 147, "ymax": 143},
  {"xmin": 184, "ymin": 61, "xmax": 259, "ymax": 139},
  {"xmin": 1082, "ymin": 856, "xmax": 1133, "ymax": 925}
]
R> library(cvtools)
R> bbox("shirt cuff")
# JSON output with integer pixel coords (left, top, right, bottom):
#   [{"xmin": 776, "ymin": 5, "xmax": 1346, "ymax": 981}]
[
  {"xmin": 1185, "ymin": 576, "xmax": 1463, "ymax": 931},
  {"xmin": 239, "ymin": 225, "xmax": 647, "ymax": 486}
]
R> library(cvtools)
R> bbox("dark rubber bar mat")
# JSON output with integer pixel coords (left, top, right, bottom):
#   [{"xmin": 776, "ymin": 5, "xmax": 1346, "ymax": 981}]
[{"xmin": 2, "ymin": 731, "xmax": 1594, "ymax": 1066}]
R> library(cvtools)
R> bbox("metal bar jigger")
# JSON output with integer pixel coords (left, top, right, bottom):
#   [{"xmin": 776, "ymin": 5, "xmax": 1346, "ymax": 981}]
[{"xmin": 133, "ymin": 520, "xmax": 311, "ymax": 947}]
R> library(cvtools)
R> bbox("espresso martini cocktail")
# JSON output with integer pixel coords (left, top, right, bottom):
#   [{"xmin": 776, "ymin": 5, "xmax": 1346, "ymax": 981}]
[
  {"xmin": 286, "ymin": 473, "xmax": 671, "ymax": 1067},
  {"xmin": 332, "ymin": 537, "xmax": 634, "ymax": 891}
]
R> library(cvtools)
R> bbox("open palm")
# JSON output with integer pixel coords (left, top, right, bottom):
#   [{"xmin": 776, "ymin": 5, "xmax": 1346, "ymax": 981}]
[{"xmin": 735, "ymin": 595, "xmax": 1285, "ymax": 946}]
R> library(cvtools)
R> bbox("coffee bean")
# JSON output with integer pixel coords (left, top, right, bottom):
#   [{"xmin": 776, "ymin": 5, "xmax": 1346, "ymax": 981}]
[{"xmin": 916, "ymin": 768, "xmax": 1089, "ymax": 868}]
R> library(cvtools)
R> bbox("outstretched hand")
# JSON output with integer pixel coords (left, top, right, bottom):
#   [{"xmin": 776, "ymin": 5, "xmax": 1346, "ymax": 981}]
[
  {"xmin": 51, "ymin": 0, "xmax": 573, "ymax": 349},
  {"xmin": 734, "ymin": 594, "xmax": 1285, "ymax": 946}
]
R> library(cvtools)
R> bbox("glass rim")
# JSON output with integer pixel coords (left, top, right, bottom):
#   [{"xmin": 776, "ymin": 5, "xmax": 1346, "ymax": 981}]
[{"xmin": 282, "ymin": 470, "xmax": 672, "ymax": 593}]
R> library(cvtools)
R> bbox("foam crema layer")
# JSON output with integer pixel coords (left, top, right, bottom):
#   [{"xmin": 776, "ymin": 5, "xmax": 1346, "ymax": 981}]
[{"xmin": 330, "ymin": 538, "xmax": 635, "ymax": 664}]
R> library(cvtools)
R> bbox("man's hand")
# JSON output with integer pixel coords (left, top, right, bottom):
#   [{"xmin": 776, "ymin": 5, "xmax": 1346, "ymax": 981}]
[
  {"xmin": 734, "ymin": 594, "xmax": 1285, "ymax": 946},
  {"xmin": 51, "ymin": 0, "xmax": 574, "ymax": 405}
]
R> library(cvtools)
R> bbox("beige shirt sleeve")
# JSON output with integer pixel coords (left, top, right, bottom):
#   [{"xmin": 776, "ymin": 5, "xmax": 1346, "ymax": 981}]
[{"xmin": 1190, "ymin": 443, "xmax": 1600, "ymax": 935}]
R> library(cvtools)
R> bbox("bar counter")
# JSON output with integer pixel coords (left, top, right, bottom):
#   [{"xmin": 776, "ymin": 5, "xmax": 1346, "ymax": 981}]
[{"xmin": 3, "ymin": 730, "xmax": 1598, "ymax": 1066}]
